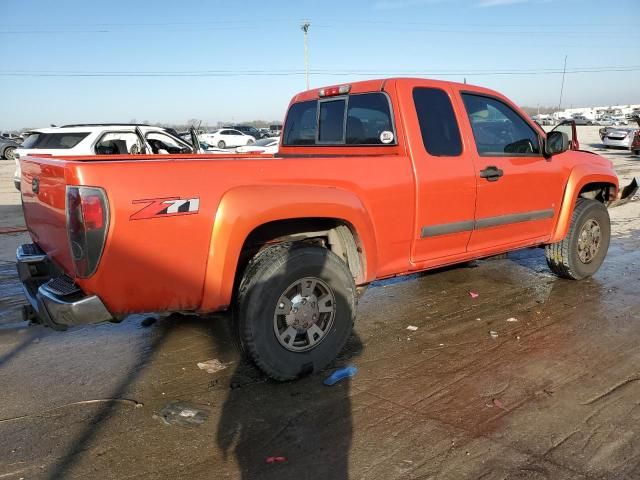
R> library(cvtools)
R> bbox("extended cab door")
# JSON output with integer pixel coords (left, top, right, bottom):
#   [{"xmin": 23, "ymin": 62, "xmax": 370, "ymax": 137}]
[
  {"xmin": 458, "ymin": 92, "xmax": 565, "ymax": 252},
  {"xmin": 401, "ymin": 84, "xmax": 477, "ymax": 263}
]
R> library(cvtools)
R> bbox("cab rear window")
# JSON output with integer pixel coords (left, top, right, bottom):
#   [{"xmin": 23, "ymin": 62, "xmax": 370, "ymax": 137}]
[
  {"xmin": 283, "ymin": 93, "xmax": 395, "ymax": 146},
  {"xmin": 21, "ymin": 132, "xmax": 90, "ymax": 149}
]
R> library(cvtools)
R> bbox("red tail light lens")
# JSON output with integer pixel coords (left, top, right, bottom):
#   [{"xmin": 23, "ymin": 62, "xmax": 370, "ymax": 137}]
[
  {"xmin": 81, "ymin": 194, "xmax": 105, "ymax": 229},
  {"xmin": 66, "ymin": 186, "xmax": 109, "ymax": 278}
]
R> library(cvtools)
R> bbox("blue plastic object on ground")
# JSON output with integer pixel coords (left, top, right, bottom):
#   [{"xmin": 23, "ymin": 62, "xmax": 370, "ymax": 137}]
[{"xmin": 323, "ymin": 366, "xmax": 358, "ymax": 386}]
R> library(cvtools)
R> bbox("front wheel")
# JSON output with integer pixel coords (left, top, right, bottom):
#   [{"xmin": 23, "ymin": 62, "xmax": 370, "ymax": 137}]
[
  {"xmin": 235, "ymin": 243, "xmax": 356, "ymax": 381},
  {"xmin": 545, "ymin": 198, "xmax": 611, "ymax": 280},
  {"xmin": 217, "ymin": 140, "xmax": 226, "ymax": 149},
  {"xmin": 3, "ymin": 146, "xmax": 16, "ymax": 160}
]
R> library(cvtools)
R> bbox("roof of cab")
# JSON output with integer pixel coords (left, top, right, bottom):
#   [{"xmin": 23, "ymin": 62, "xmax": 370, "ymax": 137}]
[{"xmin": 290, "ymin": 77, "xmax": 502, "ymax": 103}]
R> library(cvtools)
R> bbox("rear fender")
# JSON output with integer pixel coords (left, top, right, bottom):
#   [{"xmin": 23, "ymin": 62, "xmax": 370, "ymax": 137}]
[
  {"xmin": 550, "ymin": 165, "xmax": 619, "ymax": 243},
  {"xmin": 199, "ymin": 185, "xmax": 377, "ymax": 311}
]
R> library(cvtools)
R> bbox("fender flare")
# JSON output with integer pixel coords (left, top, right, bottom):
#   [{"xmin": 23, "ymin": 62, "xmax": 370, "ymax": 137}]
[
  {"xmin": 199, "ymin": 184, "xmax": 378, "ymax": 311},
  {"xmin": 549, "ymin": 165, "xmax": 618, "ymax": 243}
]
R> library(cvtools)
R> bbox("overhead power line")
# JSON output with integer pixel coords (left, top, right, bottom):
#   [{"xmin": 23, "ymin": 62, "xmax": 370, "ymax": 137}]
[{"xmin": 0, "ymin": 66, "xmax": 638, "ymax": 78}]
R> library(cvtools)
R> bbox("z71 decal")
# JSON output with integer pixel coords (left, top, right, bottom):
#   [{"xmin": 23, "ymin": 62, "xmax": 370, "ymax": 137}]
[{"xmin": 130, "ymin": 197, "xmax": 200, "ymax": 220}]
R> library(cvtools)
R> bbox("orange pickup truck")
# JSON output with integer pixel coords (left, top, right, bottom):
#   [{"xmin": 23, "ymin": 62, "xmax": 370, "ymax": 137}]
[{"xmin": 17, "ymin": 78, "xmax": 638, "ymax": 380}]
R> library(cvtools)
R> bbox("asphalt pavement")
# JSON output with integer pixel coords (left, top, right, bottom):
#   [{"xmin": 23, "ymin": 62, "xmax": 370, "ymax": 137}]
[{"xmin": 0, "ymin": 127, "xmax": 638, "ymax": 479}]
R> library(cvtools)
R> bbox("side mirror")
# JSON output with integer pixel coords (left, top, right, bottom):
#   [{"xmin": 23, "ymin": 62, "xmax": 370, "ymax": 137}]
[{"xmin": 544, "ymin": 131, "xmax": 569, "ymax": 156}]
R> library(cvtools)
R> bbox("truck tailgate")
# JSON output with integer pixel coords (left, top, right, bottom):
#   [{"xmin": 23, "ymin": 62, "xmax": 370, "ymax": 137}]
[{"xmin": 20, "ymin": 156, "xmax": 75, "ymax": 276}]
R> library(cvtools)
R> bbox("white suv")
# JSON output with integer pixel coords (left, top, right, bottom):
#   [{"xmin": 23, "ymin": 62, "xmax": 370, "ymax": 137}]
[{"xmin": 14, "ymin": 124, "xmax": 193, "ymax": 190}]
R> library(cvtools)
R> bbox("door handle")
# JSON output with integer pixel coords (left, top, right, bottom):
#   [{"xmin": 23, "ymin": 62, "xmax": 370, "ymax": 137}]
[{"xmin": 479, "ymin": 166, "xmax": 504, "ymax": 182}]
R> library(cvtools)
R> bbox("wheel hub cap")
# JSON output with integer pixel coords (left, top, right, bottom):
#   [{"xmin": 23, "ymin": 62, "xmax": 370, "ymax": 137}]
[
  {"xmin": 273, "ymin": 277, "xmax": 336, "ymax": 352},
  {"xmin": 577, "ymin": 219, "xmax": 601, "ymax": 264}
]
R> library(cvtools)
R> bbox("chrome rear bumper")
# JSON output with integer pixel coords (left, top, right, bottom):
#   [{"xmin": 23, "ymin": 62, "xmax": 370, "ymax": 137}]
[{"xmin": 16, "ymin": 244, "xmax": 113, "ymax": 330}]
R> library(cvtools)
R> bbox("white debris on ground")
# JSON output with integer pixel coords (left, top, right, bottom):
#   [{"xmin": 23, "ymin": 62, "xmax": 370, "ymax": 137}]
[{"xmin": 196, "ymin": 359, "xmax": 229, "ymax": 374}]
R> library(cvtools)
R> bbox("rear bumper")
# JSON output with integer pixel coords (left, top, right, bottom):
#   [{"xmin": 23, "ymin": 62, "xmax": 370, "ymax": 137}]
[
  {"xmin": 16, "ymin": 243, "xmax": 113, "ymax": 329},
  {"xmin": 603, "ymin": 137, "xmax": 631, "ymax": 148}
]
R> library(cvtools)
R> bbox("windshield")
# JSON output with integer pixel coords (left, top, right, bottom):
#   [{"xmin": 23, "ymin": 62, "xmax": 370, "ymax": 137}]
[{"xmin": 20, "ymin": 132, "xmax": 90, "ymax": 149}]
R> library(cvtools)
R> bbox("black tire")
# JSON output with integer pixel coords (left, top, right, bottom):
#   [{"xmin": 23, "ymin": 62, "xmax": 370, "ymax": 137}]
[
  {"xmin": 217, "ymin": 140, "xmax": 226, "ymax": 149},
  {"xmin": 545, "ymin": 198, "xmax": 610, "ymax": 280},
  {"xmin": 235, "ymin": 243, "xmax": 356, "ymax": 381},
  {"xmin": 247, "ymin": 138, "xmax": 255, "ymax": 145},
  {"xmin": 3, "ymin": 146, "xmax": 16, "ymax": 160}
]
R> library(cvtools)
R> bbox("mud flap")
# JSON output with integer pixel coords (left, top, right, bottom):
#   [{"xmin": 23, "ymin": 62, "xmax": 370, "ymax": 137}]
[{"xmin": 608, "ymin": 177, "xmax": 639, "ymax": 208}]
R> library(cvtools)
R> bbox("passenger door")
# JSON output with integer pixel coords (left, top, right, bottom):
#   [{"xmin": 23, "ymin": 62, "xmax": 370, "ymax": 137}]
[
  {"xmin": 459, "ymin": 93, "xmax": 565, "ymax": 251},
  {"xmin": 406, "ymin": 86, "xmax": 478, "ymax": 263}
]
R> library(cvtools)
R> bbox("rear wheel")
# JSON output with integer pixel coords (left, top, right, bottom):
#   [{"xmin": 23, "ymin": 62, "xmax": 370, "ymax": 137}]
[
  {"xmin": 217, "ymin": 140, "xmax": 226, "ymax": 149},
  {"xmin": 3, "ymin": 146, "xmax": 16, "ymax": 161},
  {"xmin": 247, "ymin": 138, "xmax": 255, "ymax": 145},
  {"xmin": 235, "ymin": 243, "xmax": 356, "ymax": 381},
  {"xmin": 545, "ymin": 198, "xmax": 610, "ymax": 280}
]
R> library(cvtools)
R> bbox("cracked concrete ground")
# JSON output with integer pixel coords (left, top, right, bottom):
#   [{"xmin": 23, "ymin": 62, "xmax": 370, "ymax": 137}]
[{"xmin": 0, "ymin": 126, "xmax": 638, "ymax": 479}]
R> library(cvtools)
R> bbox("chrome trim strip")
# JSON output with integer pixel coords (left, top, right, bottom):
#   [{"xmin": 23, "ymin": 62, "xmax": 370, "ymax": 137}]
[
  {"xmin": 421, "ymin": 220, "xmax": 475, "ymax": 238},
  {"xmin": 475, "ymin": 209, "xmax": 554, "ymax": 229},
  {"xmin": 420, "ymin": 209, "xmax": 554, "ymax": 238}
]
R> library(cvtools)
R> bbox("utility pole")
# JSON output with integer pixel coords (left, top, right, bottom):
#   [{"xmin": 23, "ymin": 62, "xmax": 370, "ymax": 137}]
[
  {"xmin": 557, "ymin": 55, "xmax": 567, "ymax": 112},
  {"xmin": 301, "ymin": 21, "xmax": 310, "ymax": 90}
]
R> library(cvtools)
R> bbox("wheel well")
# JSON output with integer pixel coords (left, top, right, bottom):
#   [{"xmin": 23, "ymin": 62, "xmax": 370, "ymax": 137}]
[
  {"xmin": 578, "ymin": 182, "xmax": 616, "ymax": 204},
  {"xmin": 236, "ymin": 218, "xmax": 365, "ymax": 286}
]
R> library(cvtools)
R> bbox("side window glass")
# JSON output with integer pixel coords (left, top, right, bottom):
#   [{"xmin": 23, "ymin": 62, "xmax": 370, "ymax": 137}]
[
  {"xmin": 95, "ymin": 132, "xmax": 142, "ymax": 155},
  {"xmin": 283, "ymin": 100, "xmax": 318, "ymax": 145},
  {"xmin": 346, "ymin": 93, "xmax": 394, "ymax": 144},
  {"xmin": 462, "ymin": 94, "xmax": 541, "ymax": 156},
  {"xmin": 318, "ymin": 99, "xmax": 346, "ymax": 143},
  {"xmin": 413, "ymin": 88, "xmax": 462, "ymax": 156}
]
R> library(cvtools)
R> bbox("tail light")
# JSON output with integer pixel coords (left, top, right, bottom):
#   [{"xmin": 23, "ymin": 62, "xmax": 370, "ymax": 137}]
[{"xmin": 66, "ymin": 186, "xmax": 109, "ymax": 278}]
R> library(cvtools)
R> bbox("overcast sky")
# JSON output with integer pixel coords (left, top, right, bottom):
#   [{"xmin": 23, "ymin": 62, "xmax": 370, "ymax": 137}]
[{"xmin": 0, "ymin": 0, "xmax": 638, "ymax": 130}]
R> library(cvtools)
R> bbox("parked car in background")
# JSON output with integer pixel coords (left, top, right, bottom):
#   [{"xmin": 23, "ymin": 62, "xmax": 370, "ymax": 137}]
[
  {"xmin": 611, "ymin": 115, "xmax": 628, "ymax": 126},
  {"xmin": 13, "ymin": 124, "xmax": 194, "ymax": 189},
  {"xmin": 235, "ymin": 137, "xmax": 279, "ymax": 154},
  {"xmin": 269, "ymin": 124, "xmax": 283, "ymax": 136},
  {"xmin": 630, "ymin": 116, "xmax": 640, "ymax": 155},
  {"xmin": 631, "ymin": 130, "xmax": 640, "ymax": 155},
  {"xmin": 597, "ymin": 117, "xmax": 615, "ymax": 126},
  {"xmin": 571, "ymin": 115, "xmax": 593, "ymax": 126},
  {"xmin": 1, "ymin": 136, "xmax": 20, "ymax": 161},
  {"xmin": 225, "ymin": 125, "xmax": 265, "ymax": 139},
  {"xmin": 1, "ymin": 132, "xmax": 24, "ymax": 144},
  {"xmin": 599, "ymin": 125, "xmax": 640, "ymax": 149},
  {"xmin": 199, "ymin": 128, "xmax": 255, "ymax": 148}
]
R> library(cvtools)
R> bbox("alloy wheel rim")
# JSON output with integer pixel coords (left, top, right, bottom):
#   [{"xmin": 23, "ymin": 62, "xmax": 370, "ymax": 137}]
[
  {"xmin": 577, "ymin": 219, "xmax": 601, "ymax": 264},
  {"xmin": 273, "ymin": 277, "xmax": 336, "ymax": 352}
]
